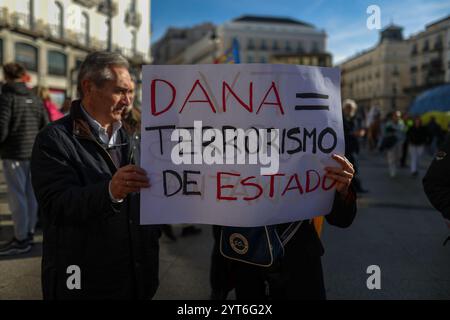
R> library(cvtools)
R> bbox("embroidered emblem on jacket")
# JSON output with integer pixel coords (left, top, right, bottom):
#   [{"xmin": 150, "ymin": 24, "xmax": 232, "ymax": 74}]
[{"xmin": 230, "ymin": 233, "xmax": 249, "ymax": 255}]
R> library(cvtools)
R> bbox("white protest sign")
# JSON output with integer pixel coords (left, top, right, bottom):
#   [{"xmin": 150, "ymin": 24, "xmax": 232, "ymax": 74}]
[{"xmin": 140, "ymin": 64, "xmax": 343, "ymax": 227}]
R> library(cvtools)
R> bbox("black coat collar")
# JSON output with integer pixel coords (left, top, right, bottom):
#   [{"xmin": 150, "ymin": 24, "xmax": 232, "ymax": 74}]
[{"xmin": 69, "ymin": 100, "xmax": 131, "ymax": 167}]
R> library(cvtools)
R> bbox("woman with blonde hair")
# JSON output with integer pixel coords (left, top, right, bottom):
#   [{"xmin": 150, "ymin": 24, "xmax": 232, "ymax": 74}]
[{"xmin": 37, "ymin": 87, "xmax": 64, "ymax": 122}]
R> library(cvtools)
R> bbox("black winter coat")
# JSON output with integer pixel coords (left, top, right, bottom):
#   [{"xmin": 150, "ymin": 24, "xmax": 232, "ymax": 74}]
[
  {"xmin": 30, "ymin": 101, "xmax": 160, "ymax": 300},
  {"xmin": 423, "ymin": 136, "xmax": 450, "ymax": 223},
  {"xmin": 231, "ymin": 190, "xmax": 357, "ymax": 300},
  {"xmin": 407, "ymin": 126, "xmax": 428, "ymax": 146},
  {"xmin": 0, "ymin": 82, "xmax": 48, "ymax": 159}
]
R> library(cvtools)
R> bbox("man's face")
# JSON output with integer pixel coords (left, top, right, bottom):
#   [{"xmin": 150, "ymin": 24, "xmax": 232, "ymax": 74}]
[
  {"xmin": 344, "ymin": 105, "xmax": 356, "ymax": 118},
  {"xmin": 86, "ymin": 66, "xmax": 134, "ymax": 123}
]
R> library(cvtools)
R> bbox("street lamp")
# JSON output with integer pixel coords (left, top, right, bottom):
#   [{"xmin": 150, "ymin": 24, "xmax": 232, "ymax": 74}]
[
  {"xmin": 106, "ymin": 0, "xmax": 112, "ymax": 51},
  {"xmin": 209, "ymin": 30, "xmax": 220, "ymax": 63}
]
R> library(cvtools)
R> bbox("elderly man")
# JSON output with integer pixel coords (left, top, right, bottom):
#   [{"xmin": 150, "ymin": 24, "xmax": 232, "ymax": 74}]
[
  {"xmin": 342, "ymin": 99, "xmax": 368, "ymax": 193},
  {"xmin": 31, "ymin": 52, "xmax": 160, "ymax": 300}
]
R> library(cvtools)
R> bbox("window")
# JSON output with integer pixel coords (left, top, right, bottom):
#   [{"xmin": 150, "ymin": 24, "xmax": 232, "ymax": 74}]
[
  {"xmin": 15, "ymin": 0, "xmax": 33, "ymax": 28},
  {"xmin": 392, "ymin": 66, "xmax": 399, "ymax": 76},
  {"xmin": 247, "ymin": 55, "xmax": 254, "ymax": 63},
  {"xmin": 75, "ymin": 58, "xmax": 84, "ymax": 70},
  {"xmin": 15, "ymin": 0, "xmax": 31, "ymax": 14},
  {"xmin": 260, "ymin": 56, "xmax": 266, "ymax": 63},
  {"xmin": 311, "ymin": 41, "xmax": 319, "ymax": 53},
  {"xmin": 285, "ymin": 41, "xmax": 292, "ymax": 52},
  {"xmin": 296, "ymin": 41, "xmax": 304, "ymax": 53},
  {"xmin": 71, "ymin": 58, "xmax": 85, "ymax": 82},
  {"xmin": 247, "ymin": 38, "xmax": 255, "ymax": 50},
  {"xmin": 272, "ymin": 40, "xmax": 279, "ymax": 51},
  {"xmin": 80, "ymin": 12, "xmax": 89, "ymax": 46},
  {"xmin": 260, "ymin": 39, "xmax": 267, "ymax": 51},
  {"xmin": 434, "ymin": 35, "xmax": 443, "ymax": 50},
  {"xmin": 15, "ymin": 42, "xmax": 38, "ymax": 72},
  {"xmin": 0, "ymin": 39, "xmax": 3, "ymax": 65},
  {"xmin": 48, "ymin": 50, "xmax": 67, "ymax": 76},
  {"xmin": 130, "ymin": 0, "xmax": 137, "ymax": 12},
  {"xmin": 392, "ymin": 84, "xmax": 397, "ymax": 95},
  {"xmin": 423, "ymin": 40, "xmax": 429, "ymax": 52},
  {"xmin": 49, "ymin": 1, "xmax": 64, "ymax": 38}
]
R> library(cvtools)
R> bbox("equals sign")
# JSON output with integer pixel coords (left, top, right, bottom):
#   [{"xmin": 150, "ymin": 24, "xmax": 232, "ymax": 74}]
[{"xmin": 295, "ymin": 92, "xmax": 329, "ymax": 111}]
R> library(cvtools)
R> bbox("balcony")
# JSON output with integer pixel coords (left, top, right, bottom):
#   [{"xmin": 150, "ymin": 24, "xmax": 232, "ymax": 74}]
[
  {"xmin": 90, "ymin": 38, "xmax": 107, "ymax": 51},
  {"xmin": 73, "ymin": 0, "xmax": 102, "ymax": 8},
  {"xmin": 48, "ymin": 24, "xmax": 64, "ymax": 39},
  {"xmin": 113, "ymin": 46, "xmax": 145, "ymax": 64},
  {"xmin": 11, "ymin": 12, "xmax": 32, "ymax": 30},
  {"xmin": 433, "ymin": 41, "xmax": 443, "ymax": 51},
  {"xmin": 116, "ymin": 47, "xmax": 133, "ymax": 58},
  {"xmin": 125, "ymin": 11, "xmax": 142, "ymax": 28},
  {"xmin": 128, "ymin": 52, "xmax": 145, "ymax": 65},
  {"xmin": 75, "ymin": 32, "xmax": 90, "ymax": 47},
  {"xmin": 97, "ymin": 1, "xmax": 118, "ymax": 16}
]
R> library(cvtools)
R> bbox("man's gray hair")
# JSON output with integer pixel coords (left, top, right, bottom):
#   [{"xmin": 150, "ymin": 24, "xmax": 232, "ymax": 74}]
[{"xmin": 77, "ymin": 51, "xmax": 129, "ymax": 99}]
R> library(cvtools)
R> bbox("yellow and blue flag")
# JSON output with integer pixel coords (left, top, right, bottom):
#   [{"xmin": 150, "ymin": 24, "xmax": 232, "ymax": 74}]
[{"xmin": 214, "ymin": 38, "xmax": 240, "ymax": 64}]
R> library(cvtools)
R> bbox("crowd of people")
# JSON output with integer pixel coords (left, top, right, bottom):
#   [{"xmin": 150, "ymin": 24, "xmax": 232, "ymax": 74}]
[{"xmin": 342, "ymin": 99, "xmax": 448, "ymax": 181}]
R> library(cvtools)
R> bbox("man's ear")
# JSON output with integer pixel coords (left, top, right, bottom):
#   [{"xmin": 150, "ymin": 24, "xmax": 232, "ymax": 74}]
[{"xmin": 81, "ymin": 79, "xmax": 93, "ymax": 96}]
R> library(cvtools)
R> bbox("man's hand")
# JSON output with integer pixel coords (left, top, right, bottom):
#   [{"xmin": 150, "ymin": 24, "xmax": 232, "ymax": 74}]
[
  {"xmin": 110, "ymin": 165, "xmax": 150, "ymax": 200},
  {"xmin": 325, "ymin": 154, "xmax": 355, "ymax": 197}
]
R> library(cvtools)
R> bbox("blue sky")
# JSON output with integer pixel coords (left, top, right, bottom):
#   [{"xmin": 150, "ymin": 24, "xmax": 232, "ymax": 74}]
[{"xmin": 152, "ymin": 0, "xmax": 450, "ymax": 64}]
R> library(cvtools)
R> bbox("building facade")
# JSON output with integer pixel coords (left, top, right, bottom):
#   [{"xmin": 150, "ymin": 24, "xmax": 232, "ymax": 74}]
[
  {"xmin": 406, "ymin": 15, "xmax": 450, "ymax": 99},
  {"xmin": 217, "ymin": 15, "xmax": 327, "ymax": 64},
  {"xmin": 152, "ymin": 23, "xmax": 215, "ymax": 64},
  {"xmin": 0, "ymin": 0, "xmax": 151, "ymax": 106},
  {"xmin": 340, "ymin": 25, "xmax": 410, "ymax": 116},
  {"xmin": 155, "ymin": 15, "xmax": 330, "ymax": 66},
  {"xmin": 340, "ymin": 15, "xmax": 450, "ymax": 117}
]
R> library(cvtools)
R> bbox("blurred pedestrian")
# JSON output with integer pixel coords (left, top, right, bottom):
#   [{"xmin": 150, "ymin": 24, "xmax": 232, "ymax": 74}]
[
  {"xmin": 406, "ymin": 117, "xmax": 428, "ymax": 176},
  {"xmin": 367, "ymin": 109, "xmax": 381, "ymax": 152},
  {"xmin": 0, "ymin": 62, "xmax": 48, "ymax": 256},
  {"xmin": 60, "ymin": 97, "xmax": 72, "ymax": 115},
  {"xmin": 379, "ymin": 111, "xmax": 405, "ymax": 178},
  {"xmin": 37, "ymin": 87, "xmax": 64, "ymax": 122},
  {"xmin": 342, "ymin": 99, "xmax": 368, "ymax": 193},
  {"xmin": 426, "ymin": 116, "xmax": 444, "ymax": 156},
  {"xmin": 400, "ymin": 114, "xmax": 413, "ymax": 168}
]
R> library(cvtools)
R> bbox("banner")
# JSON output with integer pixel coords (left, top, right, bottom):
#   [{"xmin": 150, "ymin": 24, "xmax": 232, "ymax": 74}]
[{"xmin": 140, "ymin": 64, "xmax": 343, "ymax": 226}]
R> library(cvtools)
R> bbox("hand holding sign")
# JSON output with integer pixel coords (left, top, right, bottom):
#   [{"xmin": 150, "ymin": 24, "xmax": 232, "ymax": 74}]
[
  {"xmin": 110, "ymin": 165, "xmax": 150, "ymax": 200},
  {"xmin": 325, "ymin": 154, "xmax": 355, "ymax": 197}
]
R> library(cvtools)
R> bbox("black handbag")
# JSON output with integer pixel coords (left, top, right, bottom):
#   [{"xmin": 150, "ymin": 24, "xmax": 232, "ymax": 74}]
[{"xmin": 220, "ymin": 221, "xmax": 303, "ymax": 267}]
